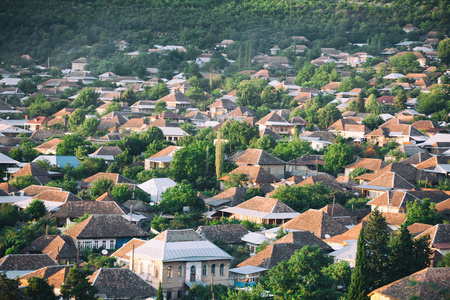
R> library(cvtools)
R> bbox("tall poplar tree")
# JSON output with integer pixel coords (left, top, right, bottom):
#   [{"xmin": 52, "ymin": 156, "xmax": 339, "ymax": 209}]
[
  {"xmin": 356, "ymin": 91, "xmax": 366, "ymax": 113},
  {"xmin": 347, "ymin": 228, "xmax": 369, "ymax": 300},
  {"xmin": 215, "ymin": 131, "xmax": 225, "ymax": 178}
]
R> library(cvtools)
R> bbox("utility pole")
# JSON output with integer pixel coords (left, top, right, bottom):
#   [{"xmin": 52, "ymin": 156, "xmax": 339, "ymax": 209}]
[{"xmin": 211, "ymin": 271, "xmax": 214, "ymax": 300}]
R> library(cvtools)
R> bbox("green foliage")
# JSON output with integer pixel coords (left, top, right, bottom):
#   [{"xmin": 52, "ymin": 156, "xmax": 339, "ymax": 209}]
[
  {"xmin": 317, "ymin": 104, "xmax": 342, "ymax": 129},
  {"xmin": 159, "ymin": 183, "xmax": 205, "ymax": 214},
  {"xmin": 347, "ymin": 228, "xmax": 369, "ymax": 300},
  {"xmin": 156, "ymin": 282, "xmax": 163, "ymax": 300},
  {"xmin": 417, "ymin": 84, "xmax": 450, "ymax": 115},
  {"xmin": 362, "ymin": 115, "xmax": 384, "ymax": 130},
  {"xmin": 183, "ymin": 284, "xmax": 229, "ymax": 300},
  {"xmin": 437, "ymin": 252, "xmax": 450, "ymax": 267},
  {"xmin": 28, "ymin": 95, "xmax": 68, "ymax": 118},
  {"xmin": 20, "ymin": 138, "xmax": 40, "ymax": 162},
  {"xmin": 89, "ymin": 178, "xmax": 115, "ymax": 199},
  {"xmin": 262, "ymin": 245, "xmax": 350, "ymax": 300},
  {"xmin": 224, "ymin": 173, "xmax": 248, "ymax": 189},
  {"xmin": 56, "ymin": 134, "xmax": 87, "ymax": 156},
  {"xmin": 135, "ymin": 169, "xmax": 167, "ymax": 183},
  {"xmin": 61, "ymin": 264, "xmax": 98, "ymax": 300},
  {"xmin": 365, "ymin": 94, "xmax": 383, "ymax": 115},
  {"xmin": 0, "ymin": 204, "xmax": 19, "ymax": 230},
  {"xmin": 8, "ymin": 148, "xmax": 22, "ymax": 162},
  {"xmin": 72, "ymin": 88, "xmax": 99, "ymax": 109},
  {"xmin": 243, "ymin": 187, "xmax": 265, "ymax": 201},
  {"xmin": 120, "ymin": 88, "xmax": 137, "ymax": 105},
  {"xmin": 64, "ymin": 158, "xmax": 107, "ymax": 181},
  {"xmin": 86, "ymin": 252, "xmax": 117, "ymax": 268},
  {"xmin": 111, "ymin": 183, "xmax": 132, "ymax": 203},
  {"xmin": 324, "ymin": 139, "xmax": 355, "ymax": 175},
  {"xmin": 67, "ymin": 109, "xmax": 87, "ymax": 132},
  {"xmin": 271, "ymin": 139, "xmax": 313, "ymax": 161},
  {"xmin": 47, "ymin": 178, "xmax": 78, "ymax": 194},
  {"xmin": 249, "ymin": 135, "xmax": 276, "ymax": 152},
  {"xmin": 23, "ymin": 277, "xmax": 57, "ymax": 300},
  {"xmin": 356, "ymin": 91, "xmax": 366, "ymax": 113},
  {"xmin": 74, "ymin": 214, "xmax": 90, "ymax": 224},
  {"xmin": 102, "ymin": 101, "xmax": 123, "ymax": 116},
  {"xmin": 26, "ymin": 199, "xmax": 47, "ymax": 220},
  {"xmin": 0, "ymin": 273, "xmax": 21, "ymax": 300},
  {"xmin": 348, "ymin": 167, "xmax": 367, "ymax": 180},
  {"xmin": 438, "ymin": 38, "xmax": 450, "ymax": 65},
  {"xmin": 225, "ymin": 284, "xmax": 269, "ymax": 300},
  {"xmin": 220, "ymin": 121, "xmax": 259, "ymax": 152},
  {"xmin": 385, "ymin": 148, "xmax": 408, "ymax": 162},
  {"xmin": 394, "ymin": 89, "xmax": 407, "ymax": 109},
  {"xmin": 9, "ymin": 174, "xmax": 39, "ymax": 190},
  {"xmin": 155, "ymin": 101, "xmax": 167, "ymax": 114},
  {"xmin": 405, "ymin": 198, "xmax": 443, "ymax": 226},
  {"xmin": 389, "ymin": 52, "xmax": 420, "ymax": 74}
]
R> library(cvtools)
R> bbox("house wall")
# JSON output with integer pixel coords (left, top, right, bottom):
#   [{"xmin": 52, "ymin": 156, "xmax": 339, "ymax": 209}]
[
  {"xmin": 72, "ymin": 62, "xmax": 87, "ymax": 71},
  {"xmin": 77, "ymin": 238, "xmax": 117, "ymax": 250},
  {"xmin": 259, "ymin": 164, "xmax": 285, "ymax": 179},
  {"xmin": 370, "ymin": 293, "xmax": 395, "ymax": 300}
]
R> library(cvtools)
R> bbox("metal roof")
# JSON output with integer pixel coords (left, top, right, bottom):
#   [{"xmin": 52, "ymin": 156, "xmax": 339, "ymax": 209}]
[
  {"xmin": 220, "ymin": 207, "xmax": 300, "ymax": 220},
  {"xmin": 229, "ymin": 265, "xmax": 268, "ymax": 275}
]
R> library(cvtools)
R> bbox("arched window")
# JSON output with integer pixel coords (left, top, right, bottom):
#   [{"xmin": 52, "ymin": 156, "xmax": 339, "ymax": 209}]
[
  {"xmin": 178, "ymin": 265, "xmax": 183, "ymax": 278},
  {"xmin": 211, "ymin": 264, "xmax": 216, "ymax": 276},
  {"xmin": 220, "ymin": 263, "xmax": 225, "ymax": 276},
  {"xmin": 155, "ymin": 265, "xmax": 159, "ymax": 278},
  {"xmin": 167, "ymin": 266, "xmax": 173, "ymax": 278},
  {"xmin": 202, "ymin": 264, "xmax": 207, "ymax": 277}
]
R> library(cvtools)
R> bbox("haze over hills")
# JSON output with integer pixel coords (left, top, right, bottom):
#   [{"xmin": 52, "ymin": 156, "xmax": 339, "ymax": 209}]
[{"xmin": 1, "ymin": 0, "xmax": 449, "ymax": 68}]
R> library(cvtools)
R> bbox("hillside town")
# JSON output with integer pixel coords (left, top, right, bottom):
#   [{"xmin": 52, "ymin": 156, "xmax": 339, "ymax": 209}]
[{"xmin": 1, "ymin": 22, "xmax": 450, "ymax": 300}]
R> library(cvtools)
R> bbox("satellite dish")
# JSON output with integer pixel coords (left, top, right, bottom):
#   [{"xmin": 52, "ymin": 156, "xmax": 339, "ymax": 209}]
[
  {"xmin": 149, "ymin": 202, "xmax": 155, "ymax": 206},
  {"xmin": 3, "ymin": 177, "xmax": 7, "ymax": 181},
  {"xmin": 101, "ymin": 249, "xmax": 108, "ymax": 255},
  {"xmin": 325, "ymin": 234, "xmax": 331, "ymax": 239}
]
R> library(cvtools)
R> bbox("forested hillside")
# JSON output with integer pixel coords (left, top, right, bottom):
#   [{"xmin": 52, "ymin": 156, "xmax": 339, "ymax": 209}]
[{"xmin": 1, "ymin": 0, "xmax": 449, "ymax": 68}]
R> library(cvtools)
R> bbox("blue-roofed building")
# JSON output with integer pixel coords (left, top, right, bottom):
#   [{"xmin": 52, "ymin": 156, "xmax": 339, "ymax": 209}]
[{"xmin": 33, "ymin": 155, "xmax": 81, "ymax": 168}]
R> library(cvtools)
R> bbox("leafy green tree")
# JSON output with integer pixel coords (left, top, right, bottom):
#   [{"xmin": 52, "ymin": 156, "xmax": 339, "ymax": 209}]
[
  {"xmin": 24, "ymin": 277, "xmax": 57, "ymax": 300},
  {"xmin": 324, "ymin": 139, "xmax": 355, "ymax": 175},
  {"xmin": 86, "ymin": 253, "xmax": 117, "ymax": 268},
  {"xmin": 317, "ymin": 104, "xmax": 341, "ymax": 129},
  {"xmin": 364, "ymin": 209, "xmax": 391, "ymax": 291},
  {"xmin": 155, "ymin": 101, "xmax": 167, "ymax": 114},
  {"xmin": 180, "ymin": 122, "xmax": 198, "ymax": 136},
  {"xmin": 220, "ymin": 120, "xmax": 259, "ymax": 152},
  {"xmin": 9, "ymin": 174, "xmax": 39, "ymax": 190},
  {"xmin": 26, "ymin": 199, "xmax": 47, "ymax": 220},
  {"xmin": 225, "ymin": 283, "xmax": 268, "ymax": 300},
  {"xmin": 362, "ymin": 115, "xmax": 384, "ymax": 130},
  {"xmin": 111, "ymin": 183, "xmax": 132, "ymax": 203},
  {"xmin": 8, "ymin": 148, "xmax": 22, "ymax": 162},
  {"xmin": 159, "ymin": 183, "xmax": 205, "ymax": 214},
  {"xmin": 121, "ymin": 88, "xmax": 137, "ymax": 105},
  {"xmin": 67, "ymin": 109, "xmax": 86, "ymax": 132},
  {"xmin": 79, "ymin": 117, "xmax": 100, "ymax": 137},
  {"xmin": 215, "ymin": 131, "xmax": 225, "ymax": 178},
  {"xmin": 348, "ymin": 167, "xmax": 367, "ymax": 180},
  {"xmin": 347, "ymin": 228, "xmax": 370, "ymax": 300},
  {"xmin": 60, "ymin": 264, "xmax": 98, "ymax": 300},
  {"xmin": 365, "ymin": 94, "xmax": 382, "ymax": 115},
  {"xmin": 0, "ymin": 273, "xmax": 20, "ymax": 300},
  {"xmin": 20, "ymin": 138, "xmax": 40, "ymax": 162},
  {"xmin": 0, "ymin": 204, "xmax": 19, "ymax": 229},
  {"xmin": 405, "ymin": 198, "xmax": 443, "ymax": 225},
  {"xmin": 184, "ymin": 283, "xmax": 229, "ymax": 300},
  {"xmin": 89, "ymin": 178, "xmax": 115, "ymax": 199},
  {"xmin": 243, "ymin": 187, "xmax": 264, "ymax": 201},
  {"xmin": 437, "ymin": 252, "xmax": 450, "ymax": 267},
  {"xmin": 262, "ymin": 245, "xmax": 350, "ymax": 300},
  {"xmin": 389, "ymin": 52, "xmax": 420, "ymax": 74},
  {"xmin": 272, "ymin": 139, "xmax": 312, "ymax": 161},
  {"xmin": 249, "ymin": 135, "xmax": 276, "ymax": 152},
  {"xmin": 56, "ymin": 134, "xmax": 86, "ymax": 156},
  {"xmin": 224, "ymin": 173, "xmax": 248, "ymax": 189},
  {"xmin": 145, "ymin": 83, "xmax": 170, "ymax": 100},
  {"xmin": 394, "ymin": 89, "xmax": 407, "ymax": 109},
  {"xmin": 18, "ymin": 78, "xmax": 37, "ymax": 94},
  {"xmin": 438, "ymin": 38, "xmax": 450, "ymax": 65},
  {"xmin": 102, "ymin": 101, "xmax": 122, "ymax": 116},
  {"xmin": 72, "ymin": 88, "xmax": 99, "ymax": 109},
  {"xmin": 417, "ymin": 84, "xmax": 450, "ymax": 115}
]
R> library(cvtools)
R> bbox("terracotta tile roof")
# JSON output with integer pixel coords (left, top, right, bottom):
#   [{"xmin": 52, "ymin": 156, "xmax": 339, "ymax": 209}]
[
  {"xmin": 376, "ymin": 95, "xmax": 395, "ymax": 104},
  {"xmin": 147, "ymin": 119, "xmax": 180, "ymax": 127},
  {"xmin": 416, "ymin": 156, "xmax": 450, "ymax": 170},
  {"xmin": 197, "ymin": 224, "xmax": 249, "ymax": 244},
  {"xmin": 32, "ymin": 190, "xmax": 82, "ymax": 203},
  {"xmin": 436, "ymin": 199, "xmax": 450, "ymax": 216},
  {"xmin": 120, "ymin": 118, "xmax": 148, "ymax": 130},
  {"xmin": 208, "ymin": 98, "xmax": 238, "ymax": 110},
  {"xmin": 65, "ymin": 215, "xmax": 150, "ymax": 239},
  {"xmin": 415, "ymin": 224, "xmax": 450, "ymax": 250},
  {"xmin": 362, "ymin": 212, "xmax": 406, "ymax": 226},
  {"xmin": 335, "ymin": 176, "xmax": 357, "ymax": 187},
  {"xmin": 407, "ymin": 223, "xmax": 434, "ymax": 236},
  {"xmin": 412, "ymin": 120, "xmax": 446, "ymax": 134},
  {"xmin": 221, "ymin": 165, "xmax": 280, "ymax": 184},
  {"xmin": 111, "ymin": 238, "xmax": 147, "ymax": 261},
  {"xmin": 213, "ymin": 187, "xmax": 248, "ymax": 207},
  {"xmin": 90, "ymin": 146, "xmax": 123, "ymax": 156},
  {"xmin": 367, "ymin": 191, "xmax": 418, "ymax": 210},
  {"xmin": 51, "ymin": 200, "xmax": 129, "ymax": 219},
  {"xmin": 95, "ymin": 192, "xmax": 116, "ymax": 202},
  {"xmin": 13, "ymin": 162, "xmax": 51, "ymax": 185},
  {"xmin": 35, "ymin": 138, "xmax": 61, "ymax": 151},
  {"xmin": 80, "ymin": 172, "xmax": 137, "ymax": 189},
  {"xmin": 157, "ymin": 91, "xmax": 192, "ymax": 103},
  {"xmin": 355, "ymin": 162, "xmax": 439, "ymax": 185},
  {"xmin": 227, "ymin": 149, "xmax": 285, "ymax": 165},
  {"xmin": 319, "ymin": 203, "xmax": 352, "ymax": 217},
  {"xmin": 255, "ymin": 111, "xmax": 292, "ymax": 127},
  {"xmin": 286, "ymin": 155, "xmax": 324, "ymax": 166},
  {"xmin": 297, "ymin": 173, "xmax": 345, "ymax": 191},
  {"xmin": 237, "ymin": 197, "xmax": 296, "ymax": 213},
  {"xmin": 20, "ymin": 235, "xmax": 77, "ymax": 261},
  {"xmin": 0, "ymin": 137, "xmax": 21, "ymax": 147},
  {"xmin": 228, "ymin": 106, "xmax": 257, "ymax": 117},
  {"xmin": 88, "ymin": 268, "xmax": 157, "ymax": 299},
  {"xmin": 21, "ymin": 185, "xmax": 62, "ymax": 196},
  {"xmin": 239, "ymin": 231, "xmax": 332, "ymax": 269},
  {"xmin": 19, "ymin": 265, "xmax": 73, "ymax": 289},
  {"xmin": 321, "ymin": 81, "xmax": 341, "ymax": 90},
  {"xmin": 365, "ymin": 172, "xmax": 416, "ymax": 190},
  {"xmin": 366, "ymin": 124, "xmax": 427, "ymax": 138},
  {"xmin": 369, "ymin": 268, "xmax": 450, "ymax": 300},
  {"xmin": 283, "ymin": 209, "xmax": 349, "ymax": 238},
  {"xmin": 25, "ymin": 116, "xmax": 49, "ymax": 125},
  {"xmin": 0, "ymin": 254, "xmax": 57, "ymax": 271},
  {"xmin": 0, "ymin": 182, "xmax": 18, "ymax": 194},
  {"xmin": 52, "ymin": 107, "xmax": 77, "ymax": 118},
  {"xmin": 345, "ymin": 158, "xmax": 388, "ymax": 172},
  {"xmin": 148, "ymin": 145, "xmax": 181, "ymax": 159},
  {"xmin": 402, "ymin": 152, "xmax": 434, "ymax": 165},
  {"xmin": 259, "ymin": 128, "xmax": 284, "ymax": 141}
]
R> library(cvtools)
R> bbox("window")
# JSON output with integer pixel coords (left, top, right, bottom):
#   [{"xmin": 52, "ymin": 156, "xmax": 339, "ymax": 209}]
[
  {"xmin": 155, "ymin": 265, "xmax": 159, "ymax": 278},
  {"xmin": 211, "ymin": 264, "xmax": 216, "ymax": 277},
  {"xmin": 102, "ymin": 240, "xmax": 106, "ymax": 249},
  {"xmin": 178, "ymin": 266, "xmax": 183, "ymax": 278},
  {"xmin": 94, "ymin": 240, "xmax": 99, "ymax": 249},
  {"xmin": 202, "ymin": 264, "xmax": 207, "ymax": 277},
  {"xmin": 177, "ymin": 290, "xmax": 182, "ymax": 299},
  {"xmin": 167, "ymin": 266, "xmax": 173, "ymax": 278},
  {"xmin": 140, "ymin": 263, "xmax": 144, "ymax": 275},
  {"xmin": 166, "ymin": 291, "xmax": 172, "ymax": 300},
  {"xmin": 84, "ymin": 241, "xmax": 92, "ymax": 249},
  {"xmin": 220, "ymin": 263, "xmax": 225, "ymax": 276},
  {"xmin": 109, "ymin": 240, "xmax": 115, "ymax": 249}
]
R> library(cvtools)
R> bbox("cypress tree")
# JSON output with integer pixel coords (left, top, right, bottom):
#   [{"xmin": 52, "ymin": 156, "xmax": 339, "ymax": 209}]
[
  {"xmin": 156, "ymin": 281, "xmax": 163, "ymax": 300},
  {"xmin": 347, "ymin": 228, "xmax": 370, "ymax": 300},
  {"xmin": 215, "ymin": 131, "xmax": 225, "ymax": 178},
  {"xmin": 356, "ymin": 91, "xmax": 366, "ymax": 113},
  {"xmin": 388, "ymin": 223, "xmax": 414, "ymax": 282},
  {"xmin": 364, "ymin": 209, "xmax": 391, "ymax": 290}
]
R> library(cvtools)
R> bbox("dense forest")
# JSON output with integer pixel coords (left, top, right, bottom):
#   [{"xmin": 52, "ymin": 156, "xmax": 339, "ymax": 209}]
[{"xmin": 1, "ymin": 0, "xmax": 449, "ymax": 69}]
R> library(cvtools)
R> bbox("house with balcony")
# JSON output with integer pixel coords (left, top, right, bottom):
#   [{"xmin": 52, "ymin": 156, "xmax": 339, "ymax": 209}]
[{"xmin": 256, "ymin": 111, "xmax": 295, "ymax": 136}]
